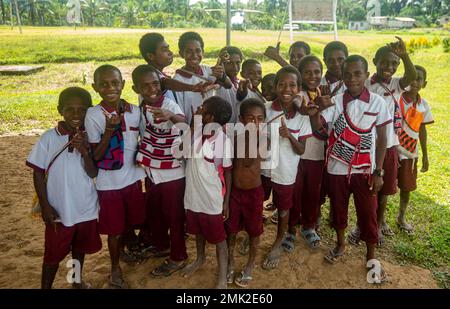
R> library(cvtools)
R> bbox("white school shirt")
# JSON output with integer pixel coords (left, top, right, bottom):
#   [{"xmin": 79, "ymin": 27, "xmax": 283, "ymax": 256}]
[
  {"xmin": 365, "ymin": 75, "xmax": 404, "ymax": 148},
  {"xmin": 26, "ymin": 125, "xmax": 98, "ymax": 227},
  {"xmin": 85, "ymin": 102, "xmax": 146, "ymax": 191},
  {"xmin": 322, "ymin": 88, "xmax": 392, "ymax": 176},
  {"xmin": 398, "ymin": 95, "xmax": 434, "ymax": 160},
  {"xmin": 184, "ymin": 130, "xmax": 233, "ymax": 215},
  {"xmin": 213, "ymin": 82, "xmax": 239, "ymax": 123},
  {"xmin": 138, "ymin": 69, "xmax": 177, "ymax": 104},
  {"xmin": 265, "ymin": 100, "xmax": 312, "ymax": 185},
  {"xmin": 173, "ymin": 64, "xmax": 214, "ymax": 124},
  {"xmin": 139, "ymin": 97, "xmax": 186, "ymax": 184}
]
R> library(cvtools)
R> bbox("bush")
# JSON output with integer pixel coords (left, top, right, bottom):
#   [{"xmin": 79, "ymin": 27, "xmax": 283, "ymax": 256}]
[{"xmin": 443, "ymin": 38, "xmax": 450, "ymax": 53}]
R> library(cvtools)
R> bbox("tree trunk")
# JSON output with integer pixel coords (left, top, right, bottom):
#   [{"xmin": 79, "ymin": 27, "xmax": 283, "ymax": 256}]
[
  {"xmin": 29, "ymin": 0, "xmax": 35, "ymax": 25},
  {"xmin": 1, "ymin": 0, "xmax": 6, "ymax": 24}
]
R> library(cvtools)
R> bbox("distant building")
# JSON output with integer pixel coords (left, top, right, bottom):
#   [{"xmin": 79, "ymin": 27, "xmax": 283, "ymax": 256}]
[
  {"xmin": 348, "ymin": 21, "xmax": 370, "ymax": 30},
  {"xmin": 368, "ymin": 16, "xmax": 415, "ymax": 29},
  {"xmin": 439, "ymin": 15, "xmax": 450, "ymax": 26}
]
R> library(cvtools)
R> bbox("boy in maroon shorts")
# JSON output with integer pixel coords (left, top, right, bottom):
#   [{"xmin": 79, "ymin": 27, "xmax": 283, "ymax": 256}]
[
  {"xmin": 226, "ymin": 98, "xmax": 266, "ymax": 288},
  {"xmin": 85, "ymin": 65, "xmax": 146, "ymax": 288},
  {"xmin": 27, "ymin": 87, "xmax": 102, "ymax": 288}
]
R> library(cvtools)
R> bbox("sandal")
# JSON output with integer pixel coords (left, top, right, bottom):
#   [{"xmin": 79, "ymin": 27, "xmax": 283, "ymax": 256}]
[
  {"xmin": 324, "ymin": 247, "xmax": 345, "ymax": 264},
  {"xmin": 262, "ymin": 249, "xmax": 281, "ymax": 271},
  {"xmin": 109, "ymin": 275, "xmax": 129, "ymax": 289},
  {"xmin": 264, "ymin": 202, "xmax": 276, "ymax": 211},
  {"xmin": 120, "ymin": 248, "xmax": 143, "ymax": 265},
  {"xmin": 380, "ymin": 222, "xmax": 394, "ymax": 236},
  {"xmin": 347, "ymin": 226, "xmax": 361, "ymax": 246},
  {"xmin": 396, "ymin": 220, "xmax": 414, "ymax": 235},
  {"xmin": 301, "ymin": 229, "xmax": 321, "ymax": 249},
  {"xmin": 270, "ymin": 209, "xmax": 278, "ymax": 225},
  {"xmin": 367, "ymin": 265, "xmax": 388, "ymax": 284},
  {"xmin": 150, "ymin": 259, "xmax": 187, "ymax": 278},
  {"xmin": 226, "ymin": 269, "xmax": 235, "ymax": 284},
  {"xmin": 238, "ymin": 236, "xmax": 250, "ymax": 256},
  {"xmin": 281, "ymin": 233, "xmax": 296, "ymax": 253},
  {"xmin": 141, "ymin": 246, "xmax": 170, "ymax": 259},
  {"xmin": 234, "ymin": 271, "xmax": 253, "ymax": 288}
]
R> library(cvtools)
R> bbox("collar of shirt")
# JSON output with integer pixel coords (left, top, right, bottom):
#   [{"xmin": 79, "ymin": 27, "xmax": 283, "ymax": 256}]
[
  {"xmin": 370, "ymin": 73, "xmax": 392, "ymax": 85},
  {"xmin": 343, "ymin": 87, "xmax": 370, "ymax": 105},
  {"xmin": 100, "ymin": 99, "xmax": 132, "ymax": 114},
  {"xmin": 402, "ymin": 92, "xmax": 421, "ymax": 105},
  {"xmin": 142, "ymin": 95, "xmax": 164, "ymax": 109},
  {"xmin": 176, "ymin": 66, "xmax": 204, "ymax": 78},
  {"xmin": 56, "ymin": 121, "xmax": 75, "ymax": 152},
  {"xmin": 272, "ymin": 99, "xmax": 297, "ymax": 119}
]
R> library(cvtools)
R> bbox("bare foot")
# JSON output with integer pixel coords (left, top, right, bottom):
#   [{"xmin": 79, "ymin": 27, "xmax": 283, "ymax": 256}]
[
  {"xmin": 180, "ymin": 258, "xmax": 205, "ymax": 278},
  {"xmin": 262, "ymin": 246, "xmax": 282, "ymax": 270},
  {"xmin": 226, "ymin": 264, "xmax": 235, "ymax": 284},
  {"xmin": 215, "ymin": 279, "xmax": 227, "ymax": 289}
]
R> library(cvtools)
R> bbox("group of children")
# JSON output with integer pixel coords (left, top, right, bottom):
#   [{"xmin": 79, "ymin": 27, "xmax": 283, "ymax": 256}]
[{"xmin": 27, "ymin": 31, "xmax": 433, "ymax": 289}]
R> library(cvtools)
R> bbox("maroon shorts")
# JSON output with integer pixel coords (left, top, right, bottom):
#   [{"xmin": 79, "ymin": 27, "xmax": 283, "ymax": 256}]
[
  {"xmin": 398, "ymin": 159, "xmax": 418, "ymax": 192},
  {"xmin": 98, "ymin": 180, "xmax": 145, "ymax": 236},
  {"xmin": 326, "ymin": 173, "xmax": 378, "ymax": 244},
  {"xmin": 186, "ymin": 210, "xmax": 227, "ymax": 244},
  {"xmin": 379, "ymin": 146, "xmax": 398, "ymax": 195},
  {"xmin": 225, "ymin": 186, "xmax": 264, "ymax": 237},
  {"xmin": 261, "ymin": 175, "xmax": 272, "ymax": 201},
  {"xmin": 272, "ymin": 182, "xmax": 295, "ymax": 211},
  {"xmin": 44, "ymin": 219, "xmax": 102, "ymax": 265}
]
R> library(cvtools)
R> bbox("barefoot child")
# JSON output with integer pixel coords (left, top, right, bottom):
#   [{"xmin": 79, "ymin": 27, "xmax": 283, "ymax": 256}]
[
  {"xmin": 308, "ymin": 55, "xmax": 391, "ymax": 282},
  {"xmin": 132, "ymin": 64, "xmax": 188, "ymax": 276},
  {"xmin": 264, "ymin": 41, "xmax": 311, "ymax": 68},
  {"xmin": 262, "ymin": 66, "xmax": 311, "ymax": 270},
  {"xmin": 226, "ymin": 98, "xmax": 267, "ymax": 287},
  {"xmin": 181, "ymin": 96, "xmax": 233, "ymax": 288},
  {"xmin": 214, "ymin": 46, "xmax": 244, "ymax": 123},
  {"xmin": 27, "ymin": 87, "xmax": 102, "ymax": 289},
  {"xmin": 350, "ymin": 37, "xmax": 417, "ymax": 245},
  {"xmin": 85, "ymin": 65, "xmax": 146, "ymax": 288},
  {"xmin": 174, "ymin": 31, "xmax": 232, "ymax": 123},
  {"xmin": 397, "ymin": 65, "xmax": 434, "ymax": 233}
]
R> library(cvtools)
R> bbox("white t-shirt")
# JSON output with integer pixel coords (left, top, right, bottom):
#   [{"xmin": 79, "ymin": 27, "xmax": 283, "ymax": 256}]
[
  {"xmin": 365, "ymin": 76, "xmax": 405, "ymax": 148},
  {"xmin": 264, "ymin": 100, "xmax": 312, "ymax": 185},
  {"xmin": 173, "ymin": 64, "xmax": 215, "ymax": 124},
  {"xmin": 139, "ymin": 97, "xmax": 186, "ymax": 184},
  {"xmin": 322, "ymin": 88, "xmax": 392, "ymax": 175},
  {"xmin": 85, "ymin": 102, "xmax": 146, "ymax": 191},
  {"xmin": 184, "ymin": 130, "xmax": 233, "ymax": 215},
  {"xmin": 398, "ymin": 95, "xmax": 434, "ymax": 160},
  {"xmin": 26, "ymin": 126, "xmax": 98, "ymax": 227}
]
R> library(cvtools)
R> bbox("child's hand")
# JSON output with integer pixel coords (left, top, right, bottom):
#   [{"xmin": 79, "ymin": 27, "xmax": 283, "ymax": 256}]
[
  {"xmin": 192, "ymin": 81, "xmax": 219, "ymax": 94},
  {"xmin": 296, "ymin": 95, "xmax": 319, "ymax": 116},
  {"xmin": 320, "ymin": 82, "xmax": 332, "ymax": 96},
  {"xmin": 369, "ymin": 175, "xmax": 384, "ymax": 195},
  {"xmin": 217, "ymin": 50, "xmax": 230, "ymax": 65},
  {"xmin": 264, "ymin": 42, "xmax": 281, "ymax": 60},
  {"xmin": 222, "ymin": 201, "xmax": 229, "ymax": 221},
  {"xmin": 41, "ymin": 202, "xmax": 59, "ymax": 224},
  {"xmin": 72, "ymin": 129, "xmax": 89, "ymax": 156},
  {"xmin": 239, "ymin": 79, "xmax": 252, "ymax": 92},
  {"xmin": 279, "ymin": 117, "xmax": 291, "ymax": 138},
  {"xmin": 104, "ymin": 111, "xmax": 122, "ymax": 130},
  {"xmin": 147, "ymin": 106, "xmax": 174, "ymax": 122},
  {"xmin": 314, "ymin": 95, "xmax": 334, "ymax": 112},
  {"xmin": 421, "ymin": 156, "xmax": 429, "ymax": 172},
  {"xmin": 211, "ymin": 65, "xmax": 225, "ymax": 80},
  {"xmin": 388, "ymin": 36, "xmax": 408, "ymax": 58}
]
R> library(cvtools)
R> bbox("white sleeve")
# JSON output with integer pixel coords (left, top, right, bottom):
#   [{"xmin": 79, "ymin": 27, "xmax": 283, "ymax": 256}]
[
  {"xmin": 84, "ymin": 108, "xmax": 103, "ymax": 144},
  {"xmin": 321, "ymin": 98, "xmax": 338, "ymax": 124},
  {"xmin": 222, "ymin": 136, "xmax": 233, "ymax": 169},
  {"xmin": 421, "ymin": 99, "xmax": 434, "ymax": 124},
  {"xmin": 298, "ymin": 115, "xmax": 312, "ymax": 140},
  {"xmin": 376, "ymin": 98, "xmax": 393, "ymax": 127},
  {"xmin": 26, "ymin": 133, "xmax": 50, "ymax": 172}
]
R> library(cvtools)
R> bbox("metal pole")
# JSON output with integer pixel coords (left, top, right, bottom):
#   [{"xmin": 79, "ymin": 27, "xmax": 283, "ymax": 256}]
[
  {"xmin": 333, "ymin": 0, "xmax": 338, "ymax": 40},
  {"xmin": 13, "ymin": 0, "xmax": 21, "ymax": 34},
  {"xmin": 288, "ymin": 0, "xmax": 293, "ymax": 44},
  {"xmin": 226, "ymin": 0, "xmax": 231, "ymax": 46}
]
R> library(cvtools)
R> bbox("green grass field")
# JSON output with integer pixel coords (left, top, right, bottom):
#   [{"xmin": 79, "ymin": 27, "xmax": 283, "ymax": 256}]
[{"xmin": 0, "ymin": 27, "xmax": 449, "ymax": 287}]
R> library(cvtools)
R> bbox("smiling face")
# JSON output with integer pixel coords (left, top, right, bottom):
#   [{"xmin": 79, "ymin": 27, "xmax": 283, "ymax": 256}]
[
  {"xmin": 289, "ymin": 47, "xmax": 307, "ymax": 68},
  {"xmin": 262, "ymin": 78, "xmax": 276, "ymax": 101},
  {"xmin": 223, "ymin": 53, "xmax": 242, "ymax": 79},
  {"xmin": 148, "ymin": 40, "xmax": 173, "ymax": 69},
  {"xmin": 60, "ymin": 97, "xmax": 88, "ymax": 131},
  {"xmin": 300, "ymin": 61, "xmax": 322, "ymax": 91},
  {"xmin": 324, "ymin": 49, "xmax": 346, "ymax": 79},
  {"xmin": 92, "ymin": 69, "xmax": 124, "ymax": 105},
  {"xmin": 241, "ymin": 63, "xmax": 262, "ymax": 88},
  {"xmin": 276, "ymin": 72, "xmax": 300, "ymax": 106},
  {"xmin": 240, "ymin": 105, "xmax": 266, "ymax": 127},
  {"xmin": 375, "ymin": 51, "xmax": 400, "ymax": 80},
  {"xmin": 180, "ymin": 40, "xmax": 203, "ymax": 71},
  {"xmin": 408, "ymin": 69, "xmax": 427, "ymax": 96},
  {"xmin": 343, "ymin": 60, "xmax": 369, "ymax": 97},
  {"xmin": 133, "ymin": 71, "xmax": 162, "ymax": 103}
]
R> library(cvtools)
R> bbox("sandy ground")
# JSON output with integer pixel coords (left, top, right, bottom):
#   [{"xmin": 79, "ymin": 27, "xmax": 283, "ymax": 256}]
[{"xmin": 0, "ymin": 135, "xmax": 438, "ymax": 289}]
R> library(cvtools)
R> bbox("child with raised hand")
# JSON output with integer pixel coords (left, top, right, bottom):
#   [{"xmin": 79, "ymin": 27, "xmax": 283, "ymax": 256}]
[
  {"xmin": 27, "ymin": 87, "xmax": 101, "ymax": 289},
  {"xmin": 85, "ymin": 65, "xmax": 146, "ymax": 288},
  {"xmin": 180, "ymin": 96, "xmax": 233, "ymax": 289},
  {"xmin": 132, "ymin": 64, "xmax": 188, "ymax": 277},
  {"xmin": 264, "ymin": 41, "xmax": 311, "ymax": 68},
  {"xmin": 173, "ymin": 31, "xmax": 232, "ymax": 124},
  {"xmin": 262, "ymin": 66, "xmax": 311, "ymax": 271},
  {"xmin": 236, "ymin": 59, "xmax": 265, "ymax": 106},
  {"xmin": 396, "ymin": 65, "xmax": 434, "ymax": 233}
]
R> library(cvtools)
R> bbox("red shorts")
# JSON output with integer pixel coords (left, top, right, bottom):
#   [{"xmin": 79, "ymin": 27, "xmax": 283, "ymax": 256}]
[
  {"xmin": 225, "ymin": 186, "xmax": 264, "ymax": 237},
  {"xmin": 379, "ymin": 146, "xmax": 398, "ymax": 195},
  {"xmin": 261, "ymin": 175, "xmax": 272, "ymax": 201},
  {"xmin": 186, "ymin": 210, "xmax": 226, "ymax": 244},
  {"xmin": 326, "ymin": 173, "xmax": 378, "ymax": 244},
  {"xmin": 398, "ymin": 159, "xmax": 418, "ymax": 192},
  {"xmin": 98, "ymin": 180, "xmax": 145, "ymax": 236},
  {"xmin": 272, "ymin": 182, "xmax": 295, "ymax": 211},
  {"xmin": 44, "ymin": 219, "xmax": 102, "ymax": 265}
]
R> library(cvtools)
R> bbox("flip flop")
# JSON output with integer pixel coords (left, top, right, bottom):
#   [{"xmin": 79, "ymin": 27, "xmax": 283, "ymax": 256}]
[
  {"xmin": 262, "ymin": 250, "xmax": 281, "ymax": 271},
  {"xmin": 270, "ymin": 209, "xmax": 278, "ymax": 225},
  {"xmin": 120, "ymin": 248, "xmax": 143, "ymax": 265},
  {"xmin": 367, "ymin": 265, "xmax": 389, "ymax": 284},
  {"xmin": 324, "ymin": 247, "xmax": 344, "ymax": 264},
  {"xmin": 226, "ymin": 269, "xmax": 235, "ymax": 284},
  {"xmin": 150, "ymin": 259, "xmax": 187, "ymax": 278},
  {"xmin": 264, "ymin": 202, "xmax": 276, "ymax": 211},
  {"xmin": 380, "ymin": 222, "xmax": 395, "ymax": 236},
  {"xmin": 234, "ymin": 271, "xmax": 253, "ymax": 288},
  {"xmin": 347, "ymin": 227, "xmax": 361, "ymax": 246},
  {"xmin": 281, "ymin": 233, "xmax": 296, "ymax": 253},
  {"xmin": 301, "ymin": 229, "xmax": 321, "ymax": 249},
  {"xmin": 109, "ymin": 276, "xmax": 129, "ymax": 289},
  {"xmin": 397, "ymin": 221, "xmax": 414, "ymax": 235}
]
